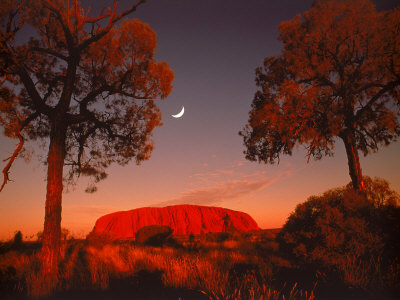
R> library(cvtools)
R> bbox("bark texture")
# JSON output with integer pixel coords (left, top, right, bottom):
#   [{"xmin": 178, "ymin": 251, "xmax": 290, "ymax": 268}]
[
  {"xmin": 341, "ymin": 129, "xmax": 365, "ymax": 193},
  {"xmin": 41, "ymin": 118, "xmax": 66, "ymax": 278}
]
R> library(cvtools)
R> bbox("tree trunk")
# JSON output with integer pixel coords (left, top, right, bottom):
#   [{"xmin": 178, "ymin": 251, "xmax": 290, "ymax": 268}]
[
  {"xmin": 41, "ymin": 118, "xmax": 66, "ymax": 285},
  {"xmin": 340, "ymin": 129, "xmax": 365, "ymax": 193}
]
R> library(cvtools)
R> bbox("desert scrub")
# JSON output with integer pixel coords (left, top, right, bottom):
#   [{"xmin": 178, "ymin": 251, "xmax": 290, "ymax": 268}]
[
  {"xmin": 0, "ymin": 251, "xmax": 27, "ymax": 298},
  {"xmin": 0, "ymin": 250, "xmax": 43, "ymax": 298},
  {"xmin": 0, "ymin": 239, "xmax": 315, "ymax": 299},
  {"xmin": 278, "ymin": 177, "xmax": 400, "ymax": 295},
  {"xmin": 84, "ymin": 244, "xmax": 309, "ymax": 299}
]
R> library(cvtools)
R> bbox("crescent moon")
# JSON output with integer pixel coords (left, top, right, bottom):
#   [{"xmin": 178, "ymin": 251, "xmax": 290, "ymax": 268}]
[{"xmin": 172, "ymin": 106, "xmax": 185, "ymax": 118}]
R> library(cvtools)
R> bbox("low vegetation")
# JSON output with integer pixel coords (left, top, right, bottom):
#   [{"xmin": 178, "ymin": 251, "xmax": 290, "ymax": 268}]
[
  {"xmin": 135, "ymin": 225, "xmax": 174, "ymax": 246},
  {"xmin": 0, "ymin": 232, "xmax": 312, "ymax": 300},
  {"xmin": 0, "ymin": 177, "xmax": 399, "ymax": 299},
  {"xmin": 277, "ymin": 177, "xmax": 400, "ymax": 297}
]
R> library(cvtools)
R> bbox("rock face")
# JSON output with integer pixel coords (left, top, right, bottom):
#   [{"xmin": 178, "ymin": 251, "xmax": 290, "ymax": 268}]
[{"xmin": 92, "ymin": 204, "xmax": 260, "ymax": 239}]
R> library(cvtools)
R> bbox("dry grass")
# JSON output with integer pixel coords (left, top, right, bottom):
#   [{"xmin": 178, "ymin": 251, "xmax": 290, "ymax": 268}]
[
  {"xmin": 337, "ymin": 254, "xmax": 400, "ymax": 292},
  {"xmin": 83, "ymin": 243, "xmax": 315, "ymax": 300},
  {"xmin": 0, "ymin": 238, "xmax": 315, "ymax": 300},
  {"xmin": 1, "ymin": 231, "xmax": 397, "ymax": 299}
]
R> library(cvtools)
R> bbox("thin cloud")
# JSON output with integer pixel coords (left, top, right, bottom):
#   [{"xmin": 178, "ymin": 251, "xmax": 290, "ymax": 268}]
[
  {"xmin": 189, "ymin": 167, "xmax": 267, "ymax": 185},
  {"xmin": 62, "ymin": 205, "xmax": 119, "ymax": 235},
  {"xmin": 190, "ymin": 168, "xmax": 235, "ymax": 180},
  {"xmin": 217, "ymin": 169, "xmax": 234, "ymax": 175},
  {"xmin": 63, "ymin": 205, "xmax": 117, "ymax": 218},
  {"xmin": 154, "ymin": 177, "xmax": 277, "ymax": 207},
  {"xmin": 241, "ymin": 170, "xmax": 267, "ymax": 179}
]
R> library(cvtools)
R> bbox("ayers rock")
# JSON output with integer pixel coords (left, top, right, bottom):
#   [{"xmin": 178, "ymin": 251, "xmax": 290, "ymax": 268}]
[{"xmin": 92, "ymin": 204, "xmax": 260, "ymax": 239}]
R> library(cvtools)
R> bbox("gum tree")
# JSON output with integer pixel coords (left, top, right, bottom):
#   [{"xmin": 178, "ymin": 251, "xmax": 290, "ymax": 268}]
[
  {"xmin": 240, "ymin": 0, "xmax": 400, "ymax": 192},
  {"xmin": 0, "ymin": 0, "xmax": 173, "ymax": 277}
]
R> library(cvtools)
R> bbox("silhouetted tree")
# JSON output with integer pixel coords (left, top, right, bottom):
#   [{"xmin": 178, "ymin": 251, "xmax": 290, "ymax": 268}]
[
  {"xmin": 240, "ymin": 0, "xmax": 400, "ymax": 192},
  {"xmin": 0, "ymin": 0, "xmax": 173, "ymax": 280},
  {"xmin": 12, "ymin": 231, "xmax": 23, "ymax": 250}
]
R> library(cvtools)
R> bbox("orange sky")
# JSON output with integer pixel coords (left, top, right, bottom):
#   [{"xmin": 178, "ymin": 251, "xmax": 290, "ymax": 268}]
[
  {"xmin": 1, "ymin": 0, "xmax": 399, "ymax": 240},
  {"xmin": 1, "ymin": 132, "xmax": 399, "ymax": 240}
]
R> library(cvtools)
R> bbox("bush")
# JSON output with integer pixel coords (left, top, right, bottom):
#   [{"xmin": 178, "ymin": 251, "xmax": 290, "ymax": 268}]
[
  {"xmin": 12, "ymin": 231, "xmax": 23, "ymax": 250},
  {"xmin": 13, "ymin": 231, "xmax": 22, "ymax": 243},
  {"xmin": 203, "ymin": 232, "xmax": 232, "ymax": 243},
  {"xmin": 135, "ymin": 225, "xmax": 173, "ymax": 247},
  {"xmin": 277, "ymin": 177, "xmax": 400, "ymax": 290},
  {"xmin": 86, "ymin": 231, "xmax": 115, "ymax": 249}
]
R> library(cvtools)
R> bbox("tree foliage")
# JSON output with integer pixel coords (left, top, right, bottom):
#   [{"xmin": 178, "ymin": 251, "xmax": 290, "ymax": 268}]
[
  {"xmin": 240, "ymin": 0, "xmax": 400, "ymax": 191},
  {"xmin": 0, "ymin": 0, "xmax": 173, "ymax": 191}
]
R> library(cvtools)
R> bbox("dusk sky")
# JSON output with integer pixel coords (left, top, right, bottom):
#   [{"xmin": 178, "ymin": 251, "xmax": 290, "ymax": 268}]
[{"xmin": 1, "ymin": 0, "xmax": 399, "ymax": 240}]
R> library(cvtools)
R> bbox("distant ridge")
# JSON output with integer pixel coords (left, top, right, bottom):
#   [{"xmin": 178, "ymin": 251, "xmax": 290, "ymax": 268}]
[{"xmin": 92, "ymin": 204, "xmax": 260, "ymax": 239}]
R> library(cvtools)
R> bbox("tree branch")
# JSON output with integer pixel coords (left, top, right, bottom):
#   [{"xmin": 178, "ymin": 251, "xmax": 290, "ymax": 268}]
[
  {"xmin": 355, "ymin": 79, "xmax": 400, "ymax": 121},
  {"xmin": 31, "ymin": 47, "xmax": 68, "ymax": 61},
  {"xmin": 111, "ymin": 0, "xmax": 147, "ymax": 24},
  {"xmin": 43, "ymin": 1, "xmax": 74, "ymax": 51},
  {"xmin": 1, "ymin": 23, "xmax": 52, "ymax": 116},
  {"xmin": 67, "ymin": 66, "xmax": 150, "ymax": 125},
  {"xmin": 16, "ymin": 64, "xmax": 52, "ymax": 116},
  {"xmin": 75, "ymin": 126, "xmax": 98, "ymax": 174},
  {"xmin": 0, "ymin": 110, "xmax": 40, "ymax": 192},
  {"xmin": 77, "ymin": 0, "xmax": 147, "ymax": 52},
  {"xmin": 42, "ymin": 75, "xmax": 65, "ymax": 103},
  {"xmin": 0, "ymin": 133, "xmax": 24, "ymax": 192}
]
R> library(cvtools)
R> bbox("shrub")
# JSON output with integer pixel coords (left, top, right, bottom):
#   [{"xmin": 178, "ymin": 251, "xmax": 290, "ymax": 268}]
[
  {"xmin": 86, "ymin": 231, "xmax": 115, "ymax": 249},
  {"xmin": 12, "ymin": 231, "xmax": 23, "ymax": 251},
  {"xmin": 185, "ymin": 233, "xmax": 201, "ymax": 252},
  {"xmin": 277, "ymin": 177, "xmax": 400, "ymax": 290},
  {"xmin": 203, "ymin": 232, "xmax": 231, "ymax": 243},
  {"xmin": 135, "ymin": 225, "xmax": 173, "ymax": 247}
]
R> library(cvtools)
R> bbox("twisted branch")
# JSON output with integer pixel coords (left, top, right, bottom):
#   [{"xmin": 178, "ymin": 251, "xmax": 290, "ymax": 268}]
[
  {"xmin": 1, "ymin": 133, "xmax": 24, "ymax": 192},
  {"xmin": 0, "ymin": 112, "xmax": 38, "ymax": 192}
]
